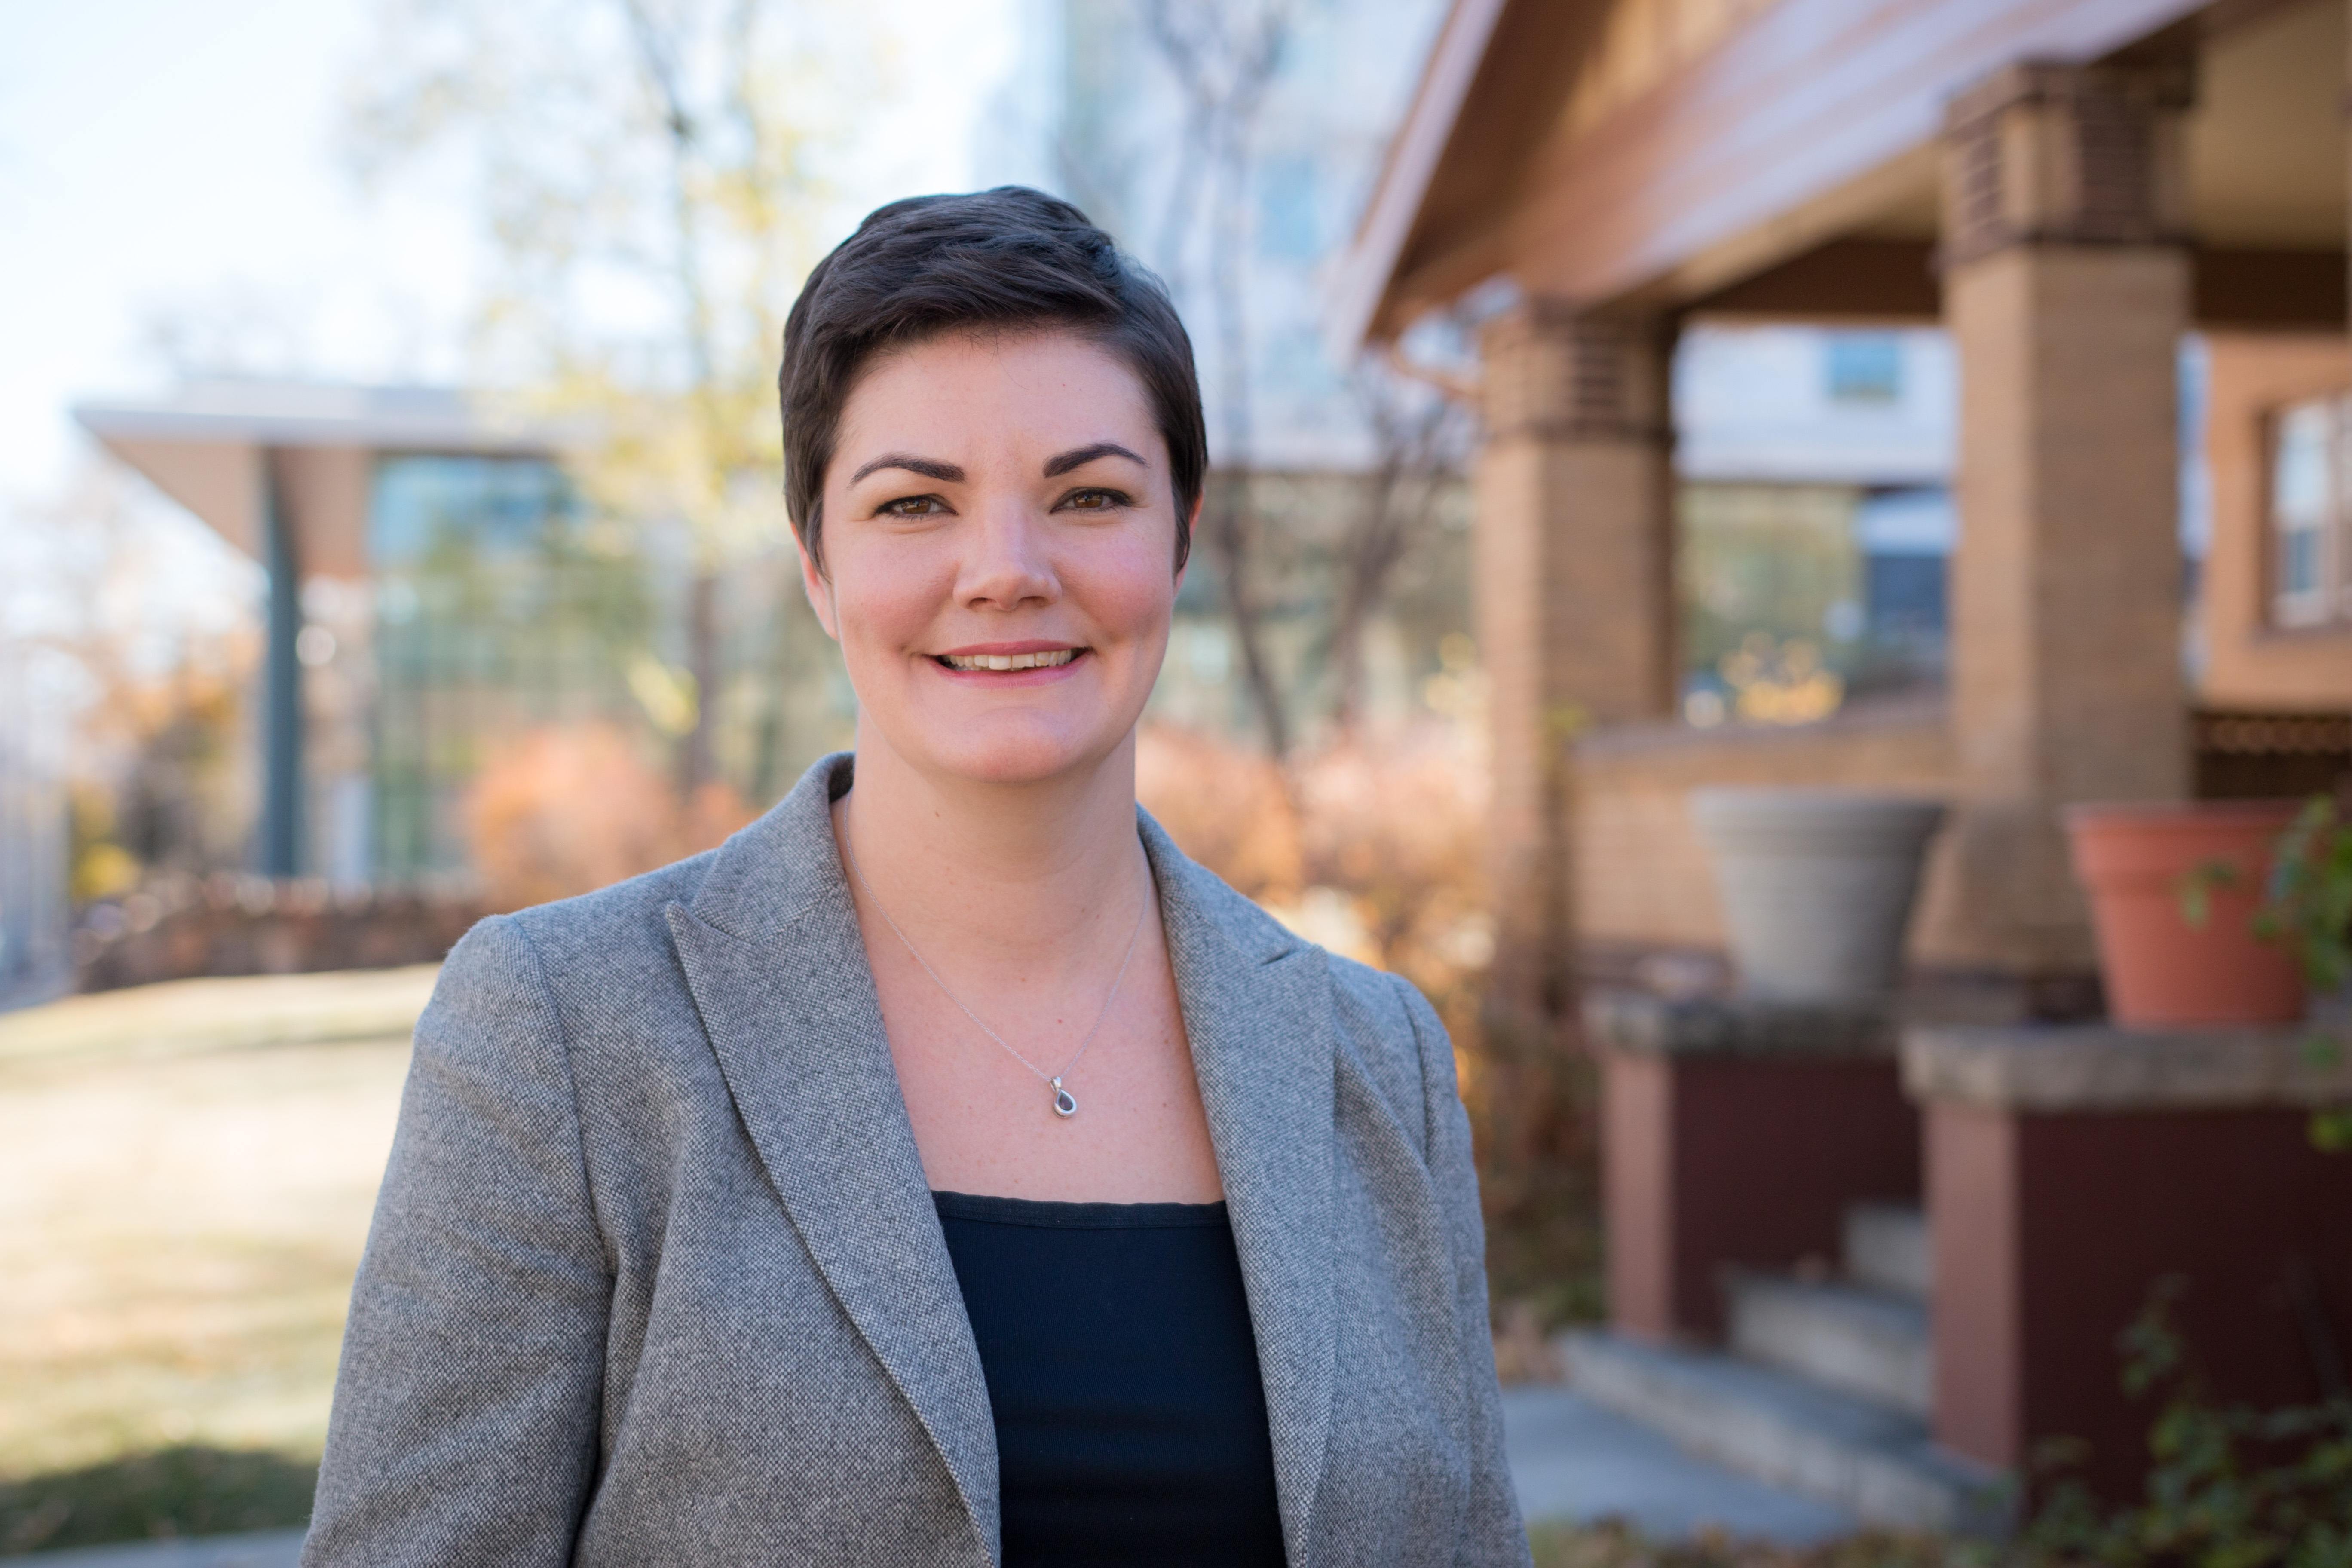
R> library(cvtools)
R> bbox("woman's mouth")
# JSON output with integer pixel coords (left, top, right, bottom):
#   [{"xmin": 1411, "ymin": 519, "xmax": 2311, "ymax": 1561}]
[{"xmin": 936, "ymin": 649, "xmax": 1081, "ymax": 671}]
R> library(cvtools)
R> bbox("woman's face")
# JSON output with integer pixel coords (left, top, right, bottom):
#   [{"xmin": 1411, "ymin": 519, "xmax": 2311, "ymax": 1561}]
[{"xmin": 803, "ymin": 328, "xmax": 1188, "ymax": 788}]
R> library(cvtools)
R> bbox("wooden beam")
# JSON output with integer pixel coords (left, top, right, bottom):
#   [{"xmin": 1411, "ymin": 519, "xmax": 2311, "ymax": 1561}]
[
  {"xmin": 1507, "ymin": 0, "xmax": 2208, "ymax": 308},
  {"xmin": 1329, "ymin": 0, "xmax": 1514, "ymax": 352},
  {"xmin": 1676, "ymin": 239, "xmax": 2346, "ymax": 329},
  {"xmin": 1345, "ymin": 0, "xmax": 2211, "ymax": 341},
  {"xmin": 1335, "ymin": 0, "xmax": 1605, "ymax": 345},
  {"xmin": 2193, "ymin": 248, "xmax": 2347, "ymax": 329},
  {"xmin": 1684, "ymin": 239, "xmax": 1942, "ymax": 322}
]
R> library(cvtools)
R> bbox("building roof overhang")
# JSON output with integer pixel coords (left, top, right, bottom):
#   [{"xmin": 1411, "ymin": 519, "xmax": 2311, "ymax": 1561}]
[
  {"xmin": 70, "ymin": 381, "xmax": 573, "ymax": 571},
  {"xmin": 1334, "ymin": 0, "xmax": 2220, "ymax": 349},
  {"xmin": 71, "ymin": 380, "xmax": 561, "ymax": 456}
]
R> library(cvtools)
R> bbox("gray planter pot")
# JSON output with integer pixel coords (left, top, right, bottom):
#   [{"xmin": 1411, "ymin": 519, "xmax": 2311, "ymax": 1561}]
[{"xmin": 1688, "ymin": 788, "xmax": 1948, "ymax": 1003}]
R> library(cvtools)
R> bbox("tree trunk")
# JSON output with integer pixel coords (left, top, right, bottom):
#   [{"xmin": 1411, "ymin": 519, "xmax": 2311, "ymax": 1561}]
[
  {"xmin": 1204, "ymin": 473, "xmax": 1289, "ymax": 757},
  {"xmin": 679, "ymin": 569, "xmax": 719, "ymax": 796}
]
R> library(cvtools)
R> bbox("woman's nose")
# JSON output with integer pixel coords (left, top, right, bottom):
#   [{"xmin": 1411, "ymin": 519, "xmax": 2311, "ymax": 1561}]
[{"xmin": 956, "ymin": 501, "xmax": 1060, "ymax": 609}]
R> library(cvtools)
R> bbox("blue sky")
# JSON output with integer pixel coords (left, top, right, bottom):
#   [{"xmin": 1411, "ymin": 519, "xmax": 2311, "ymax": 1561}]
[{"xmin": 0, "ymin": 0, "xmax": 1023, "ymax": 509}]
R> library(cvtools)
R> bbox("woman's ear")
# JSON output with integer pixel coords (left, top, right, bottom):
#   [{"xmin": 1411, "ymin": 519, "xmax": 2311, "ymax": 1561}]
[{"xmin": 795, "ymin": 530, "xmax": 840, "ymax": 641}]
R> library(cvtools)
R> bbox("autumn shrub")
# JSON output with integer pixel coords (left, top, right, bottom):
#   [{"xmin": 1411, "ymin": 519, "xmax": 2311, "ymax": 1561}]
[
  {"xmin": 1135, "ymin": 724, "xmax": 1305, "ymax": 903},
  {"xmin": 465, "ymin": 721, "xmax": 757, "ymax": 912},
  {"xmin": 1136, "ymin": 720, "xmax": 1602, "ymax": 1335}
]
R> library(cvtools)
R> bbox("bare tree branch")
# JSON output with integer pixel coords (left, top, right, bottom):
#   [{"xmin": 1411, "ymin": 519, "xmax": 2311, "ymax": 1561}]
[
  {"xmin": 1331, "ymin": 357, "xmax": 1470, "ymax": 731},
  {"xmin": 346, "ymin": 0, "xmax": 839, "ymax": 798},
  {"xmin": 1133, "ymin": 0, "xmax": 1295, "ymax": 757}
]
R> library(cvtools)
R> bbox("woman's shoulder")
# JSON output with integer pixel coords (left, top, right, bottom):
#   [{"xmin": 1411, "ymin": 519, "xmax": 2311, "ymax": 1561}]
[
  {"xmin": 498, "ymin": 847, "xmax": 726, "ymax": 971},
  {"xmin": 427, "ymin": 846, "xmax": 727, "ymax": 1042}
]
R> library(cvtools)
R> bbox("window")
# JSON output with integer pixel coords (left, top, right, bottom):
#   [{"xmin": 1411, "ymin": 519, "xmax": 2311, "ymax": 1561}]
[
  {"xmin": 2268, "ymin": 397, "xmax": 2352, "ymax": 629},
  {"xmin": 368, "ymin": 456, "xmax": 655, "ymax": 879},
  {"xmin": 1825, "ymin": 333, "xmax": 1903, "ymax": 404}
]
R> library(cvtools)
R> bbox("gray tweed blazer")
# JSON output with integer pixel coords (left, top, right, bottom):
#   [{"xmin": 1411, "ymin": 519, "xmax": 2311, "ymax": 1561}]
[{"xmin": 303, "ymin": 753, "xmax": 1528, "ymax": 1567}]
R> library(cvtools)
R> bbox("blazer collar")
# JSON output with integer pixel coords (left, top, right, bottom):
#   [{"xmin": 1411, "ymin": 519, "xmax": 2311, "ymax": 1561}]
[
  {"xmin": 669, "ymin": 753, "xmax": 1338, "ymax": 1562},
  {"xmin": 1137, "ymin": 809, "xmax": 1340, "ymax": 1555}
]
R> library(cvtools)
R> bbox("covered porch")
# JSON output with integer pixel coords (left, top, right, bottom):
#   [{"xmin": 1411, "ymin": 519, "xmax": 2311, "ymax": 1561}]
[{"xmin": 1343, "ymin": 0, "xmax": 2352, "ymax": 1524}]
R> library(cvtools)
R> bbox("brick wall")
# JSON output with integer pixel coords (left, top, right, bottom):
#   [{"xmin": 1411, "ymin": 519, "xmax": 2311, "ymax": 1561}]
[{"xmin": 1571, "ymin": 698, "xmax": 1963, "ymax": 959}]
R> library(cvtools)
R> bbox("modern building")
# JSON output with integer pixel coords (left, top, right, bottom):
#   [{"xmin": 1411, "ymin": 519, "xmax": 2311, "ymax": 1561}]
[
  {"xmin": 74, "ymin": 381, "xmax": 652, "ymax": 888},
  {"xmin": 0, "ymin": 633, "xmax": 70, "ymax": 1010}
]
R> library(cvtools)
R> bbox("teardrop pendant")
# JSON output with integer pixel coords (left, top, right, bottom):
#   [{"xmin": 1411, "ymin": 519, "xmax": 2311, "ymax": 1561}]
[{"xmin": 1050, "ymin": 1077, "xmax": 1078, "ymax": 1118}]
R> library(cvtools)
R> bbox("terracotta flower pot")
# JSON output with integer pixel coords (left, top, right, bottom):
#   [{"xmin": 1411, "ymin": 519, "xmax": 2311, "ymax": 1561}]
[{"xmin": 2062, "ymin": 800, "xmax": 2308, "ymax": 1027}]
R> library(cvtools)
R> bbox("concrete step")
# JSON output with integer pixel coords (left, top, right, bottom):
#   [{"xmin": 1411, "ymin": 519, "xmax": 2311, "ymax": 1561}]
[
  {"xmin": 1727, "ymin": 1271, "xmax": 1932, "ymax": 1418},
  {"xmin": 1844, "ymin": 1201, "xmax": 1931, "ymax": 1299},
  {"xmin": 1561, "ymin": 1330, "xmax": 2013, "ymax": 1536}
]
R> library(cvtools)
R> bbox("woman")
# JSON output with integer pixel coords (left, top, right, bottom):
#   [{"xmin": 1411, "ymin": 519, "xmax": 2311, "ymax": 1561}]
[{"xmin": 303, "ymin": 187, "xmax": 1527, "ymax": 1568}]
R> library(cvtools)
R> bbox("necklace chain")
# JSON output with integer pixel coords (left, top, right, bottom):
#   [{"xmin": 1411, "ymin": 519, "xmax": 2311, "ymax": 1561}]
[{"xmin": 840, "ymin": 814, "xmax": 1149, "ymax": 1118}]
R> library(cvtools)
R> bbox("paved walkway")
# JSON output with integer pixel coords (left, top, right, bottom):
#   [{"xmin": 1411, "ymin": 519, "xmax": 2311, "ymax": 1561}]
[
  {"xmin": 1505, "ymin": 1384, "xmax": 1856, "ymax": 1543},
  {"xmin": 18, "ymin": 1532, "xmax": 303, "ymax": 1568},
  {"xmin": 20, "ymin": 1384, "xmax": 1852, "ymax": 1563}
]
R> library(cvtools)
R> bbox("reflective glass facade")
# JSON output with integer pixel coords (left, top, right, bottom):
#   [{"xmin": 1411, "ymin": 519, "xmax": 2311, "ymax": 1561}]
[{"xmin": 368, "ymin": 455, "xmax": 655, "ymax": 878}]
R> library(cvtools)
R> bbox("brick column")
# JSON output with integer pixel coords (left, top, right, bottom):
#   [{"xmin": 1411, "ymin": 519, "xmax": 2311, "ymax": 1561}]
[
  {"xmin": 1475, "ymin": 304, "xmax": 1676, "ymax": 1027},
  {"xmin": 1940, "ymin": 63, "xmax": 2194, "ymax": 976}
]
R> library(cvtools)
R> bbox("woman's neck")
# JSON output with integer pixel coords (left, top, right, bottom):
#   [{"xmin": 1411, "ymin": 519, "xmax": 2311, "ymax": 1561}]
[{"xmin": 833, "ymin": 723, "xmax": 1152, "ymax": 975}]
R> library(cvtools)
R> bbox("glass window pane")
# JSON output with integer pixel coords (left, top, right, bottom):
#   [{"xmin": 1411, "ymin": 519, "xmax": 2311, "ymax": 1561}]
[
  {"xmin": 2272, "ymin": 400, "xmax": 2334, "ymax": 623},
  {"xmin": 1824, "ymin": 334, "xmax": 1903, "ymax": 404}
]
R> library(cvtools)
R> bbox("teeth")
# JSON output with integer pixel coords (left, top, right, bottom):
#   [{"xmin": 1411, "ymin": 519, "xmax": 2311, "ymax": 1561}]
[{"xmin": 942, "ymin": 649, "xmax": 1077, "ymax": 672}]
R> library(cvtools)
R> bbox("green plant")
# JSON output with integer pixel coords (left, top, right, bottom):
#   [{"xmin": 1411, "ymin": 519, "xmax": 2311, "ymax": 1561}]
[
  {"xmin": 2258, "ymin": 796, "xmax": 2352, "ymax": 1153},
  {"xmin": 2177, "ymin": 859, "xmax": 2245, "ymax": 931},
  {"xmin": 1523, "ymin": 1519, "xmax": 1985, "ymax": 1568},
  {"xmin": 2260, "ymin": 798, "xmax": 2352, "ymax": 992},
  {"xmin": 2025, "ymin": 1280, "xmax": 2352, "ymax": 1568}
]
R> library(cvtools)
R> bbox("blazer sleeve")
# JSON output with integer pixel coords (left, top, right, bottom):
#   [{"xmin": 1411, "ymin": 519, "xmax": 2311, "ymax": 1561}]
[
  {"xmin": 303, "ymin": 916, "xmax": 612, "ymax": 1568},
  {"xmin": 1393, "ymin": 974, "xmax": 1534, "ymax": 1568}
]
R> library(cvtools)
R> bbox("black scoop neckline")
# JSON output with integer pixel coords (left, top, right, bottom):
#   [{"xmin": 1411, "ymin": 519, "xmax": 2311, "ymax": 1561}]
[{"xmin": 931, "ymin": 1189, "xmax": 1229, "ymax": 1230}]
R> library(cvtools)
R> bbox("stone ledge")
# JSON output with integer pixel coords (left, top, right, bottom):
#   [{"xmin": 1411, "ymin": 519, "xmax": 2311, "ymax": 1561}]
[
  {"xmin": 1902, "ymin": 1021, "xmax": 2352, "ymax": 1112},
  {"xmin": 1585, "ymin": 988, "xmax": 1897, "ymax": 1059}
]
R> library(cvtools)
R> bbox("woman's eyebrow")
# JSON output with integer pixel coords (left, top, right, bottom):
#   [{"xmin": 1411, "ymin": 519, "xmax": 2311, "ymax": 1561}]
[
  {"xmin": 851, "ymin": 453, "xmax": 966, "ymax": 484},
  {"xmin": 1043, "ymin": 442, "xmax": 1147, "ymax": 478}
]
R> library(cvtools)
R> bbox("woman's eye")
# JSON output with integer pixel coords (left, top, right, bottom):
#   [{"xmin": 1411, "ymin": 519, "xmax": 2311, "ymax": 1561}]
[
  {"xmin": 878, "ymin": 495, "xmax": 949, "ymax": 518},
  {"xmin": 1059, "ymin": 488, "xmax": 1129, "ymax": 513}
]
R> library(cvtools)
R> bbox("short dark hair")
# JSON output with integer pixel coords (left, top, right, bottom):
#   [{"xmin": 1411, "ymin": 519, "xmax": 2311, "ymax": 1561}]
[{"xmin": 778, "ymin": 187, "xmax": 1204, "ymax": 574}]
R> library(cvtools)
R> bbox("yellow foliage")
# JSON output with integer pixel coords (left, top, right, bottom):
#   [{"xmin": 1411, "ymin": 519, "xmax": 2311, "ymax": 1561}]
[{"xmin": 74, "ymin": 844, "xmax": 142, "ymax": 904}]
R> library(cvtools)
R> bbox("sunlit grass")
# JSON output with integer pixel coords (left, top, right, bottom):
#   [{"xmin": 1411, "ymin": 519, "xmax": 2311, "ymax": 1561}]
[{"xmin": 0, "ymin": 993, "xmax": 413, "ymax": 1552}]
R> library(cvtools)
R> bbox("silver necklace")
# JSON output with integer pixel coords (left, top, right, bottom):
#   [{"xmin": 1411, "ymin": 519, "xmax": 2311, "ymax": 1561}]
[{"xmin": 841, "ymin": 822, "xmax": 1149, "ymax": 1120}]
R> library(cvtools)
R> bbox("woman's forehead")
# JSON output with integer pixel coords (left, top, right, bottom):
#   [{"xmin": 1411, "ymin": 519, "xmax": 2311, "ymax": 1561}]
[{"xmin": 836, "ymin": 330, "xmax": 1156, "ymax": 460}]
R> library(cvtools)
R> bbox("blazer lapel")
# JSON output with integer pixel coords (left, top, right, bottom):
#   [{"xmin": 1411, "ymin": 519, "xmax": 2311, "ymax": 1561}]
[
  {"xmin": 665, "ymin": 756, "xmax": 1000, "ymax": 1564},
  {"xmin": 1142, "ymin": 812, "xmax": 1339, "ymax": 1559}
]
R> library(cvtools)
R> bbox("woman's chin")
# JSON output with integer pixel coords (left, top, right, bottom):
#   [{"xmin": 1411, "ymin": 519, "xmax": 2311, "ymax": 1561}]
[{"xmin": 908, "ymin": 718, "xmax": 1129, "ymax": 789}]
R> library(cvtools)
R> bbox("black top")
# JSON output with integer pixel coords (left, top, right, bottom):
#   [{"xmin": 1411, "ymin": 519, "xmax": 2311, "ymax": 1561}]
[{"xmin": 931, "ymin": 1190, "xmax": 1288, "ymax": 1567}]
